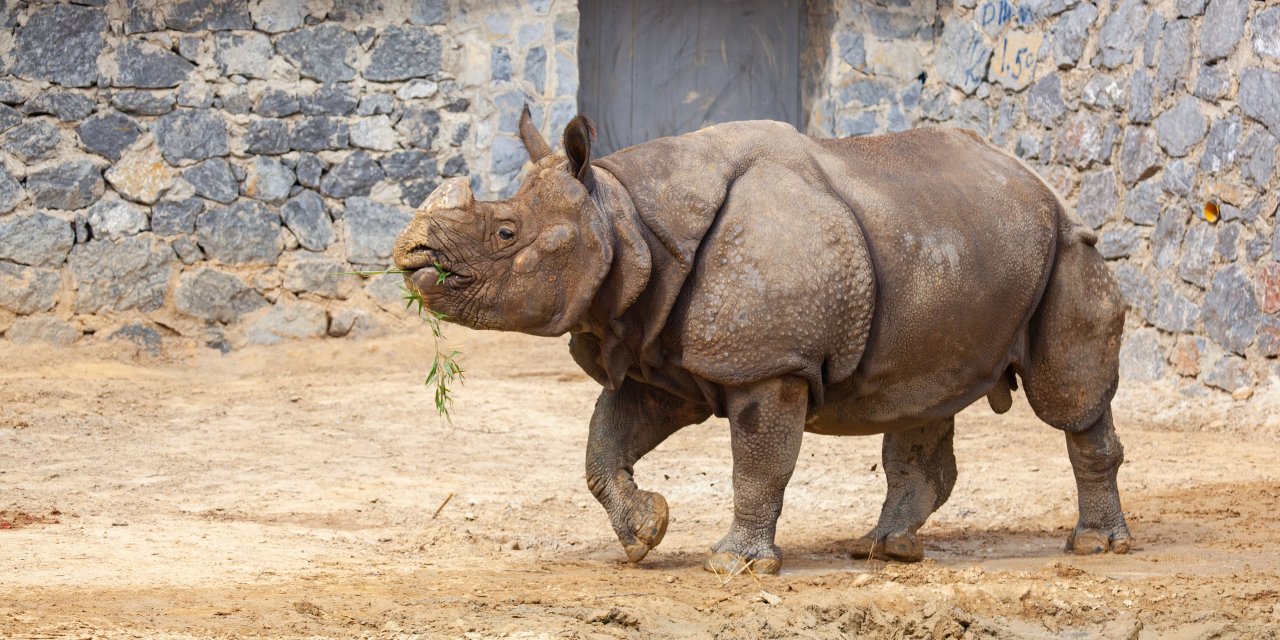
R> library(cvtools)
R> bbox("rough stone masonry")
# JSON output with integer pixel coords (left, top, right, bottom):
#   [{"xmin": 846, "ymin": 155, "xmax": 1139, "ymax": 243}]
[{"xmin": 0, "ymin": 0, "xmax": 1276, "ymax": 397}]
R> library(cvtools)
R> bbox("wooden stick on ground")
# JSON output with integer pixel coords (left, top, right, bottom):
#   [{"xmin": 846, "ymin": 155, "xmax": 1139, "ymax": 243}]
[{"xmin": 432, "ymin": 492, "xmax": 455, "ymax": 519}]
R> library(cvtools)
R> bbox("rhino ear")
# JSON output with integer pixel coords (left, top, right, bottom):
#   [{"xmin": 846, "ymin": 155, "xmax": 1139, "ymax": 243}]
[
  {"xmin": 518, "ymin": 104, "xmax": 552, "ymax": 163},
  {"xmin": 563, "ymin": 114, "xmax": 596, "ymax": 192}
]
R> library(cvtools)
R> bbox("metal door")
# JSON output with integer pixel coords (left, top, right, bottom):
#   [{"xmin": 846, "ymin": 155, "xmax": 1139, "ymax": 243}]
[{"xmin": 578, "ymin": 0, "xmax": 804, "ymax": 155}]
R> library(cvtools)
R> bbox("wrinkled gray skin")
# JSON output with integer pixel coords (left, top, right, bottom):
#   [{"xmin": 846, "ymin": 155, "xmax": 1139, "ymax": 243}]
[{"xmin": 393, "ymin": 109, "xmax": 1130, "ymax": 574}]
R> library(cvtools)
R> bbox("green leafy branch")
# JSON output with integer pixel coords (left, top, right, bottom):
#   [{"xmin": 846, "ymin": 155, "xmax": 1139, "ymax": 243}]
[{"xmin": 338, "ymin": 266, "xmax": 463, "ymax": 421}]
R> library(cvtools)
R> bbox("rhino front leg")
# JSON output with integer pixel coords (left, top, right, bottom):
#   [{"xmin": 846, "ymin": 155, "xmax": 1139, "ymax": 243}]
[
  {"xmin": 850, "ymin": 417, "xmax": 957, "ymax": 562},
  {"xmin": 586, "ymin": 381, "xmax": 710, "ymax": 564},
  {"xmin": 704, "ymin": 377, "xmax": 808, "ymax": 576}
]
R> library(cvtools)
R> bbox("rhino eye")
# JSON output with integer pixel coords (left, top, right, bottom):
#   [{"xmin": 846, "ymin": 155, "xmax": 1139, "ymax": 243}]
[{"xmin": 497, "ymin": 228, "xmax": 515, "ymax": 241}]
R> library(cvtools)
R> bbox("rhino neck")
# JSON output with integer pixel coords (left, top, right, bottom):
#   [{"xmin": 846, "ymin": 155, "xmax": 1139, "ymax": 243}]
[{"xmin": 568, "ymin": 154, "xmax": 732, "ymax": 392}]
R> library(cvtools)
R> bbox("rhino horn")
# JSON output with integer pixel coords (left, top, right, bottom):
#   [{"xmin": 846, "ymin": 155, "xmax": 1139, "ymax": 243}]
[
  {"xmin": 420, "ymin": 177, "xmax": 474, "ymax": 215},
  {"xmin": 519, "ymin": 103, "xmax": 552, "ymax": 163}
]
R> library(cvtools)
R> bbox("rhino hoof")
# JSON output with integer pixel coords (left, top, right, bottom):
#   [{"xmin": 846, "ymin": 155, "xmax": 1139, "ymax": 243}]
[
  {"xmin": 622, "ymin": 492, "xmax": 668, "ymax": 563},
  {"xmin": 1067, "ymin": 527, "xmax": 1131, "ymax": 555},
  {"xmin": 850, "ymin": 531, "xmax": 924, "ymax": 563},
  {"xmin": 703, "ymin": 551, "xmax": 782, "ymax": 576}
]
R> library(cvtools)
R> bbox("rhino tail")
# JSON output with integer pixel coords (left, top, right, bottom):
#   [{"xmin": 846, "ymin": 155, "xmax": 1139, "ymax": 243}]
[{"xmin": 1070, "ymin": 226, "xmax": 1098, "ymax": 247}]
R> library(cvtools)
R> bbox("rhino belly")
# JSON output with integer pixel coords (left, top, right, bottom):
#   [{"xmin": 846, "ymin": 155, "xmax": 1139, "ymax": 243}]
[{"xmin": 805, "ymin": 127, "xmax": 1059, "ymax": 431}]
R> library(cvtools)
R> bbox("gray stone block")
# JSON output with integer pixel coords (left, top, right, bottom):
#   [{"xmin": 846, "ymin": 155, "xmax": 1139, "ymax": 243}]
[
  {"xmin": 395, "ymin": 105, "xmax": 441, "ymax": 149},
  {"xmin": 87, "ymin": 199, "xmax": 148, "ymax": 240},
  {"xmin": 1154, "ymin": 97, "xmax": 1208, "ymax": 157},
  {"xmin": 281, "ymin": 190, "xmax": 334, "ymax": 252},
  {"xmin": 1200, "ymin": 116, "xmax": 1242, "ymax": 174},
  {"xmin": 245, "ymin": 119, "xmax": 290, "ymax": 155},
  {"xmin": 344, "ymin": 197, "xmax": 412, "ymax": 266},
  {"xmin": 245, "ymin": 299, "xmax": 328, "ymax": 345},
  {"xmin": 1200, "ymin": 0, "xmax": 1248, "ymax": 62},
  {"xmin": 290, "ymin": 117, "xmax": 349, "ymax": 152},
  {"xmin": 1204, "ymin": 354, "xmax": 1252, "ymax": 392},
  {"xmin": 77, "ymin": 112, "xmax": 142, "ymax": 161},
  {"xmin": 112, "ymin": 41, "xmax": 194, "ymax": 88},
  {"xmin": 165, "ymin": 0, "xmax": 252, "ymax": 31},
  {"xmin": 6, "ymin": 316, "xmax": 79, "ymax": 346},
  {"xmin": 1128, "ymin": 68, "xmax": 1154, "ymax": 124},
  {"xmin": 277, "ymin": 25, "xmax": 358, "ymax": 83},
  {"xmin": 1098, "ymin": 227, "xmax": 1143, "ymax": 259},
  {"xmin": 321, "ymin": 151, "xmax": 384, "ymax": 198},
  {"xmin": 110, "ymin": 91, "xmax": 176, "ymax": 116},
  {"xmin": 14, "ymin": 5, "xmax": 105, "ymax": 88},
  {"xmin": 23, "ymin": 91, "xmax": 95, "ymax": 121},
  {"xmin": 1152, "ymin": 282, "xmax": 1201, "ymax": 333},
  {"xmin": 283, "ymin": 253, "xmax": 354, "ymax": 299},
  {"xmin": 1153, "ymin": 207, "xmax": 1187, "ymax": 272},
  {"xmin": 1194, "ymin": 64, "xmax": 1232, "ymax": 103},
  {"xmin": 175, "ymin": 267, "xmax": 266, "ymax": 323},
  {"xmin": 1239, "ymin": 127, "xmax": 1277, "ymax": 189},
  {"xmin": 154, "ymin": 109, "xmax": 228, "ymax": 164},
  {"xmin": 3, "ymin": 120, "xmax": 62, "ymax": 163},
  {"xmin": 69, "ymin": 234, "xmax": 175, "ymax": 313},
  {"xmin": 1162, "ymin": 159, "xmax": 1197, "ymax": 197},
  {"xmin": 185, "ymin": 158, "xmax": 239, "ymax": 204},
  {"xmin": 299, "ymin": 84, "xmax": 358, "ymax": 117},
  {"xmin": 492, "ymin": 47, "xmax": 512, "ymax": 82},
  {"xmin": 410, "ymin": 0, "xmax": 446, "ymax": 25},
  {"xmin": 1123, "ymin": 179, "xmax": 1162, "ymax": 226},
  {"xmin": 1254, "ymin": 5, "xmax": 1280, "ymax": 61},
  {"xmin": 1119, "ymin": 327, "xmax": 1165, "ymax": 382},
  {"xmin": 295, "ymin": 154, "xmax": 325, "ymax": 189},
  {"xmin": 1112, "ymin": 263, "xmax": 1156, "ymax": 320},
  {"xmin": 1075, "ymin": 170, "xmax": 1116, "ymax": 230},
  {"xmin": 366, "ymin": 26, "xmax": 442, "ymax": 82},
  {"xmin": 0, "ymin": 261, "xmax": 61, "ymax": 315},
  {"xmin": 254, "ymin": 90, "xmax": 299, "ymax": 117},
  {"xmin": 27, "ymin": 161, "xmax": 103, "ymax": 211},
  {"xmin": 244, "ymin": 156, "xmax": 295, "ymax": 204},
  {"xmin": 1177, "ymin": 0, "xmax": 1206, "ymax": 17},
  {"xmin": 214, "ymin": 31, "xmax": 273, "ymax": 79},
  {"xmin": 1097, "ymin": 0, "xmax": 1145, "ymax": 69},
  {"xmin": 151, "ymin": 198, "xmax": 204, "ymax": 236},
  {"xmin": 1239, "ymin": 68, "xmax": 1280, "ymax": 137},
  {"xmin": 1118, "ymin": 126, "xmax": 1160, "ymax": 186},
  {"xmin": 109, "ymin": 323, "xmax": 163, "ymax": 355},
  {"xmin": 196, "ymin": 201, "xmax": 282, "ymax": 265},
  {"xmin": 1026, "ymin": 75, "xmax": 1065, "ymax": 127},
  {"xmin": 935, "ymin": 19, "xmax": 990, "ymax": 94},
  {"xmin": 525, "ymin": 47, "xmax": 547, "ymax": 94},
  {"xmin": 1156, "ymin": 19, "xmax": 1193, "ymax": 97},
  {"xmin": 1179, "ymin": 224, "xmax": 1216, "ymax": 288},
  {"xmin": 0, "ymin": 163, "xmax": 21, "ymax": 214},
  {"xmin": 1050, "ymin": 2, "xmax": 1096, "ymax": 68},
  {"xmin": 1202, "ymin": 264, "xmax": 1260, "ymax": 354}
]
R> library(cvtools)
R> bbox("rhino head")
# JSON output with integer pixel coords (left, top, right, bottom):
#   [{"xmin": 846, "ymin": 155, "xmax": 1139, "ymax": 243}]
[{"xmin": 392, "ymin": 107, "xmax": 612, "ymax": 336}]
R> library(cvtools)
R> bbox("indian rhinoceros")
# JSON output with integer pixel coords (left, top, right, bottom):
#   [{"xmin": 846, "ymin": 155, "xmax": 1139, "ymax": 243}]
[{"xmin": 391, "ymin": 107, "xmax": 1130, "ymax": 574}]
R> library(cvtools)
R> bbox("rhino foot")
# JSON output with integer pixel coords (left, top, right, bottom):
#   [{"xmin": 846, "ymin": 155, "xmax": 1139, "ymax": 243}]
[
  {"xmin": 703, "ymin": 545, "xmax": 782, "ymax": 576},
  {"xmin": 619, "ymin": 491, "xmax": 668, "ymax": 563},
  {"xmin": 1066, "ymin": 525, "xmax": 1131, "ymax": 555},
  {"xmin": 849, "ymin": 530, "xmax": 924, "ymax": 563}
]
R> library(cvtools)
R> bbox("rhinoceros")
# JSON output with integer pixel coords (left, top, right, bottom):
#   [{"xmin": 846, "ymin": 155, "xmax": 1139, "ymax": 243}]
[{"xmin": 392, "ymin": 107, "xmax": 1130, "ymax": 574}]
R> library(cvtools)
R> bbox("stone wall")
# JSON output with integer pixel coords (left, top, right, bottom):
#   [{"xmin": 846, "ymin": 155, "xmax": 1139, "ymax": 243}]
[
  {"xmin": 0, "ymin": 0, "xmax": 576, "ymax": 351},
  {"xmin": 804, "ymin": 0, "xmax": 1279, "ymax": 395},
  {"xmin": 1, "ymin": 0, "xmax": 1277, "ymax": 396}
]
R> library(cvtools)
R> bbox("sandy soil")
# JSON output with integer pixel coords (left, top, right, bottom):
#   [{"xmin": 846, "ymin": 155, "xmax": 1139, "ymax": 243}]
[{"xmin": 2, "ymin": 323, "xmax": 1280, "ymax": 639}]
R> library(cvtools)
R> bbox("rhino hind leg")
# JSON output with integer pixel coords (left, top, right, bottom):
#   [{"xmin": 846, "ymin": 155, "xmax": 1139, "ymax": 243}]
[
  {"xmin": 1064, "ymin": 407, "xmax": 1131, "ymax": 554},
  {"xmin": 1021, "ymin": 233, "xmax": 1131, "ymax": 555},
  {"xmin": 850, "ymin": 417, "xmax": 957, "ymax": 563}
]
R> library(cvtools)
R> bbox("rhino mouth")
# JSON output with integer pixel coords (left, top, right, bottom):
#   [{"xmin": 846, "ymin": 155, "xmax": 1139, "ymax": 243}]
[{"xmin": 403, "ymin": 248, "xmax": 474, "ymax": 294}]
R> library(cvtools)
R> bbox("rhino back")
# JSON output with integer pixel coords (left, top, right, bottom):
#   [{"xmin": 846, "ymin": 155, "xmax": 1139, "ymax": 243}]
[{"xmin": 810, "ymin": 127, "xmax": 1058, "ymax": 428}]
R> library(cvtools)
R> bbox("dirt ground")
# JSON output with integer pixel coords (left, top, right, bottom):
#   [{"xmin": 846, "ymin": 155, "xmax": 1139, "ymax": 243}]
[{"xmin": 3, "ymin": 322, "xmax": 1280, "ymax": 639}]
